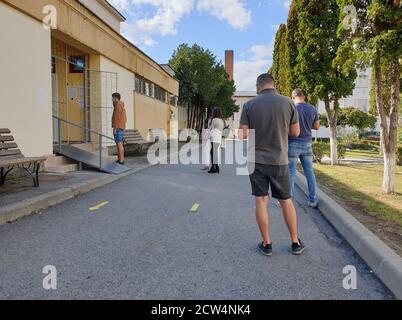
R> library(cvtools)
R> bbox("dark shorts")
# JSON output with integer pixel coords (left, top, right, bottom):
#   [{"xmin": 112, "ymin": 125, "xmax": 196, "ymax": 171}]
[
  {"xmin": 114, "ymin": 128, "xmax": 124, "ymax": 144},
  {"xmin": 249, "ymin": 163, "xmax": 291, "ymax": 200}
]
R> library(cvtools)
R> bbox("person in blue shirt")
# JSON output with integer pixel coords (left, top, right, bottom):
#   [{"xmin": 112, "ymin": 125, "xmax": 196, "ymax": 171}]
[{"xmin": 288, "ymin": 89, "xmax": 320, "ymax": 208}]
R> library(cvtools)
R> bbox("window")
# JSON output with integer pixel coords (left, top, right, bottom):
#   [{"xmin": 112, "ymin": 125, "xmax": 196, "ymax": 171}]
[
  {"xmin": 155, "ymin": 85, "xmax": 167, "ymax": 103},
  {"xmin": 170, "ymin": 95, "xmax": 178, "ymax": 107},
  {"xmin": 135, "ymin": 74, "xmax": 170, "ymax": 103}
]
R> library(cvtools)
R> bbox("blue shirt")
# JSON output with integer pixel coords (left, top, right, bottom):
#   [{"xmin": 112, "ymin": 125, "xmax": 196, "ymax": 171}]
[{"xmin": 289, "ymin": 103, "xmax": 319, "ymax": 144}]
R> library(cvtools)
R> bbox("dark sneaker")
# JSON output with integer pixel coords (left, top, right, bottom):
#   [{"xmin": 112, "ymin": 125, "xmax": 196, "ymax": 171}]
[
  {"xmin": 292, "ymin": 239, "xmax": 306, "ymax": 255},
  {"xmin": 116, "ymin": 160, "xmax": 125, "ymax": 165},
  {"xmin": 258, "ymin": 242, "xmax": 273, "ymax": 256}
]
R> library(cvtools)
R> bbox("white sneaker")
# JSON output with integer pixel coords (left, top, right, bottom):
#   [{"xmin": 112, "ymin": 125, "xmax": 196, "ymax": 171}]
[{"xmin": 308, "ymin": 201, "xmax": 318, "ymax": 208}]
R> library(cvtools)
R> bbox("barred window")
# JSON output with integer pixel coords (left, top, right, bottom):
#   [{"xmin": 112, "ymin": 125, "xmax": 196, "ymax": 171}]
[
  {"xmin": 154, "ymin": 85, "xmax": 167, "ymax": 103},
  {"xmin": 135, "ymin": 74, "xmax": 169, "ymax": 103},
  {"xmin": 134, "ymin": 75, "xmax": 151, "ymax": 96},
  {"xmin": 170, "ymin": 95, "xmax": 178, "ymax": 107}
]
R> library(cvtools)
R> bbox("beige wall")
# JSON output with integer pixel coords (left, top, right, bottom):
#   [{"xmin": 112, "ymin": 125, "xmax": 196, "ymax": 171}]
[
  {"xmin": 4, "ymin": 0, "xmax": 179, "ymax": 96},
  {"xmin": 134, "ymin": 93, "xmax": 171, "ymax": 140},
  {"xmin": 0, "ymin": 2, "xmax": 53, "ymax": 157}
]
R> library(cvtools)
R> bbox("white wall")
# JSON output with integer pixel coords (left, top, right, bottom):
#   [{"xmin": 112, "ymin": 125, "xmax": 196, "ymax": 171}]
[
  {"xmin": 99, "ymin": 56, "xmax": 135, "ymax": 131},
  {"xmin": 0, "ymin": 2, "xmax": 53, "ymax": 157}
]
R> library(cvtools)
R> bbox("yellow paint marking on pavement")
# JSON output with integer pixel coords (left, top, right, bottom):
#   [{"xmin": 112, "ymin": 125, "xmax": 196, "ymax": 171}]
[
  {"xmin": 89, "ymin": 201, "xmax": 109, "ymax": 211},
  {"xmin": 190, "ymin": 203, "xmax": 200, "ymax": 212}
]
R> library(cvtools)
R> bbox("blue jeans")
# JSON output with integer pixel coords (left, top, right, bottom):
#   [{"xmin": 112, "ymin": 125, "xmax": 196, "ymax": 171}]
[{"xmin": 288, "ymin": 142, "xmax": 317, "ymax": 203}]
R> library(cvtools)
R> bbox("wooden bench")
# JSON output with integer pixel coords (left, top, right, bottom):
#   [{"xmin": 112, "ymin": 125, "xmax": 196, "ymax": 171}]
[
  {"xmin": 120, "ymin": 129, "xmax": 153, "ymax": 156},
  {"xmin": 0, "ymin": 129, "xmax": 46, "ymax": 187}
]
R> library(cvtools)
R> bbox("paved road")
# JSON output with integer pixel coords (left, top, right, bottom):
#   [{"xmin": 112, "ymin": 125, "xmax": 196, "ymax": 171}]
[{"xmin": 0, "ymin": 144, "xmax": 393, "ymax": 299}]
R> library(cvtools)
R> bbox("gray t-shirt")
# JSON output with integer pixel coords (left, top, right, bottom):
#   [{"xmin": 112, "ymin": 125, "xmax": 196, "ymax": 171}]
[{"xmin": 240, "ymin": 89, "xmax": 299, "ymax": 165}]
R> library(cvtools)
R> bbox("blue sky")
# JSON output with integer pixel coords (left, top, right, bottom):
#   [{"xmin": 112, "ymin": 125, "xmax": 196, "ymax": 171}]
[{"xmin": 108, "ymin": 0, "xmax": 291, "ymax": 91}]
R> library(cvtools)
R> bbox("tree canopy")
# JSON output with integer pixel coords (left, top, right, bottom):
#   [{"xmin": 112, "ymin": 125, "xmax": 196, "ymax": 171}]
[{"xmin": 169, "ymin": 44, "xmax": 238, "ymax": 131}]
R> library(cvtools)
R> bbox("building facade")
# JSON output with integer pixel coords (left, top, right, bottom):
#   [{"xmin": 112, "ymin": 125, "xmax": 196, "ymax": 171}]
[{"xmin": 0, "ymin": 0, "xmax": 179, "ymax": 161}]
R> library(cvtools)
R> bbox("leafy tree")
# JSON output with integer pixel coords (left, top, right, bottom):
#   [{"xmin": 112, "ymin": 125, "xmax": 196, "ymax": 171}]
[
  {"xmin": 169, "ymin": 44, "xmax": 238, "ymax": 132},
  {"xmin": 320, "ymin": 107, "xmax": 377, "ymax": 133},
  {"xmin": 296, "ymin": 0, "xmax": 357, "ymax": 165},
  {"xmin": 284, "ymin": 0, "xmax": 300, "ymax": 96},
  {"xmin": 337, "ymin": 0, "xmax": 402, "ymax": 193}
]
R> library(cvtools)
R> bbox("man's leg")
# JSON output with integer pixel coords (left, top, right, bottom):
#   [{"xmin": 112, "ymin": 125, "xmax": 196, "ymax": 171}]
[
  {"xmin": 288, "ymin": 156, "xmax": 298, "ymax": 197},
  {"xmin": 255, "ymin": 196, "xmax": 271, "ymax": 245},
  {"xmin": 117, "ymin": 142, "xmax": 125, "ymax": 163},
  {"xmin": 300, "ymin": 146, "xmax": 318, "ymax": 204},
  {"xmin": 288, "ymin": 143, "xmax": 300, "ymax": 197},
  {"xmin": 278, "ymin": 199, "xmax": 299, "ymax": 244}
]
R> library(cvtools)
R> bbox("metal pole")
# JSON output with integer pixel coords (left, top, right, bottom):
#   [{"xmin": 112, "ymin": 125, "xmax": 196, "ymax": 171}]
[
  {"xmin": 58, "ymin": 117, "xmax": 61, "ymax": 152},
  {"xmin": 99, "ymin": 135, "xmax": 102, "ymax": 170}
]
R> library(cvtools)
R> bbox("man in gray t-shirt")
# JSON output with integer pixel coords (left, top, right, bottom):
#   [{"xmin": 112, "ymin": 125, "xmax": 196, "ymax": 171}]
[{"xmin": 239, "ymin": 73, "xmax": 306, "ymax": 256}]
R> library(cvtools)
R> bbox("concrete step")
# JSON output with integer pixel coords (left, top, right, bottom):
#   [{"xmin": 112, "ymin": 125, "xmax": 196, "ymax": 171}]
[{"xmin": 45, "ymin": 164, "xmax": 79, "ymax": 173}]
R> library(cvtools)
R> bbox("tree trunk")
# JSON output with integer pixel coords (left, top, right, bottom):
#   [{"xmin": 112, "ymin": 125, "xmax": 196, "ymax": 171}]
[
  {"xmin": 375, "ymin": 53, "xmax": 400, "ymax": 194},
  {"xmin": 325, "ymin": 97, "xmax": 338, "ymax": 165},
  {"xmin": 383, "ymin": 151, "xmax": 396, "ymax": 194}
]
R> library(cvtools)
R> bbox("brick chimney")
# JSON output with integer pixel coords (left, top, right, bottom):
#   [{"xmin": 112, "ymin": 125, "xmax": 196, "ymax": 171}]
[{"xmin": 225, "ymin": 50, "xmax": 234, "ymax": 81}]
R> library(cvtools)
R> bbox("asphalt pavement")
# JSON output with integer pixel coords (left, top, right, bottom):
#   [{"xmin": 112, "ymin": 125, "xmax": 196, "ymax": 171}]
[{"xmin": 0, "ymin": 143, "xmax": 393, "ymax": 299}]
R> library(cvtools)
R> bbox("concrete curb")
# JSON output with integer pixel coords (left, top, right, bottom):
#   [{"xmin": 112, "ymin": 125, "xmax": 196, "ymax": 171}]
[{"xmin": 295, "ymin": 171, "xmax": 402, "ymax": 300}]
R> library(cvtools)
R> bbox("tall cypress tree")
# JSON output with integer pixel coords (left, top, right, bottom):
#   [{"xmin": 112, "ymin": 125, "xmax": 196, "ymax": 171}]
[
  {"xmin": 296, "ymin": 0, "xmax": 357, "ymax": 165},
  {"xmin": 284, "ymin": 0, "xmax": 299, "ymax": 96},
  {"xmin": 270, "ymin": 24, "xmax": 287, "ymax": 94}
]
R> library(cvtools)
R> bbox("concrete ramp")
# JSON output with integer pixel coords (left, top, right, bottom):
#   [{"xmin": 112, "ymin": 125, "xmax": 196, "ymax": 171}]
[{"xmin": 54, "ymin": 144, "xmax": 130, "ymax": 175}]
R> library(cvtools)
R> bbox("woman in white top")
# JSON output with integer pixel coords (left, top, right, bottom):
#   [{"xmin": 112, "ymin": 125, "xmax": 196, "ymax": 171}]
[
  {"xmin": 208, "ymin": 107, "xmax": 225, "ymax": 174},
  {"xmin": 200, "ymin": 116, "xmax": 212, "ymax": 171}
]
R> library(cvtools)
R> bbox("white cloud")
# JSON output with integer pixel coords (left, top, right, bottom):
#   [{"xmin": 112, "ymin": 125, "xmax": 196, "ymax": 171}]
[
  {"xmin": 234, "ymin": 38, "xmax": 275, "ymax": 91},
  {"xmin": 111, "ymin": 0, "xmax": 252, "ymax": 47},
  {"xmin": 120, "ymin": 0, "xmax": 194, "ymax": 46},
  {"xmin": 197, "ymin": 0, "xmax": 251, "ymax": 30}
]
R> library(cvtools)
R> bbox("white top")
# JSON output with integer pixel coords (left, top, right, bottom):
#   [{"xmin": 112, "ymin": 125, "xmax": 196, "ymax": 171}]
[{"xmin": 210, "ymin": 118, "xmax": 225, "ymax": 144}]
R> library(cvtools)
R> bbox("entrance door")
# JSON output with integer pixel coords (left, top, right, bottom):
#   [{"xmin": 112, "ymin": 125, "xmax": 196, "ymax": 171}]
[{"xmin": 51, "ymin": 39, "xmax": 87, "ymax": 144}]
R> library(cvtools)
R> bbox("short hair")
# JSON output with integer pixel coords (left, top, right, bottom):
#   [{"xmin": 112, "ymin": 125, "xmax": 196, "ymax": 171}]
[
  {"xmin": 112, "ymin": 92, "xmax": 121, "ymax": 100},
  {"xmin": 292, "ymin": 88, "xmax": 305, "ymax": 98},
  {"xmin": 257, "ymin": 73, "xmax": 275, "ymax": 88},
  {"xmin": 211, "ymin": 107, "xmax": 222, "ymax": 119}
]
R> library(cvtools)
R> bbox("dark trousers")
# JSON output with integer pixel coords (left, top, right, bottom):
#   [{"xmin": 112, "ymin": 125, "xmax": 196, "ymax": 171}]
[{"xmin": 210, "ymin": 142, "xmax": 220, "ymax": 165}]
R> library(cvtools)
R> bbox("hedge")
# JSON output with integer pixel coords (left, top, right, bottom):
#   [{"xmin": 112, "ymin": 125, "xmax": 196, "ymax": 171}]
[
  {"xmin": 397, "ymin": 145, "xmax": 402, "ymax": 166},
  {"xmin": 312, "ymin": 142, "xmax": 346, "ymax": 163}
]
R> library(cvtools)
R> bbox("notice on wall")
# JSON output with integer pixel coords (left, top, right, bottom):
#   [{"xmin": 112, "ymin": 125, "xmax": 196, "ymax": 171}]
[{"xmin": 67, "ymin": 85, "xmax": 76, "ymax": 100}]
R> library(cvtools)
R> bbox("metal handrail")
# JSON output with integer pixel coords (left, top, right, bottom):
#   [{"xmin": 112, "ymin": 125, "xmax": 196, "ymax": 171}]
[
  {"xmin": 53, "ymin": 115, "xmax": 114, "ymax": 170},
  {"xmin": 53, "ymin": 115, "xmax": 114, "ymax": 141}
]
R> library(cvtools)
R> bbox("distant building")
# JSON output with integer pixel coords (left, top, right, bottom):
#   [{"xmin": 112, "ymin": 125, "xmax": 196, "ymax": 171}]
[
  {"xmin": 229, "ymin": 91, "xmax": 257, "ymax": 138},
  {"xmin": 316, "ymin": 69, "xmax": 380, "ymax": 138}
]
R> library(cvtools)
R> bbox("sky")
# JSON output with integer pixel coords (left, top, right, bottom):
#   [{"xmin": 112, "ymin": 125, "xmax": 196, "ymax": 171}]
[{"xmin": 107, "ymin": 0, "xmax": 291, "ymax": 92}]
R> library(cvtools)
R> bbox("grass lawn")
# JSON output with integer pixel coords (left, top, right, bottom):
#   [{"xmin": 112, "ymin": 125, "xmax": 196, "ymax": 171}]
[
  {"xmin": 312, "ymin": 162, "xmax": 402, "ymax": 228},
  {"xmin": 344, "ymin": 149, "xmax": 383, "ymax": 160}
]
